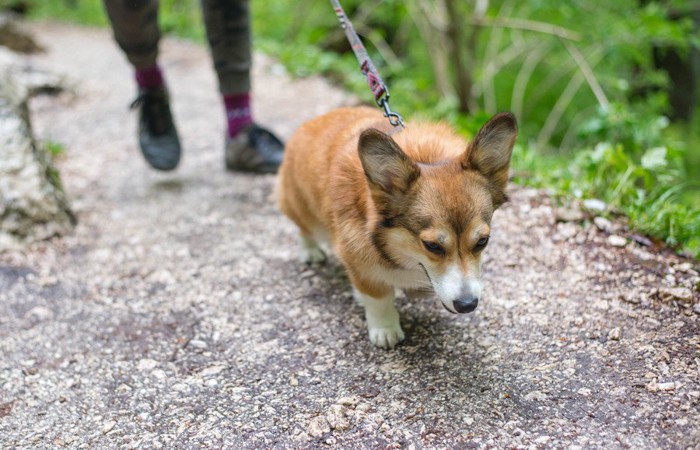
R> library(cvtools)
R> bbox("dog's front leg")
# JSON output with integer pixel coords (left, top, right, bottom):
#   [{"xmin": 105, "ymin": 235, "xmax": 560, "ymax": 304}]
[{"xmin": 351, "ymin": 281, "xmax": 404, "ymax": 349}]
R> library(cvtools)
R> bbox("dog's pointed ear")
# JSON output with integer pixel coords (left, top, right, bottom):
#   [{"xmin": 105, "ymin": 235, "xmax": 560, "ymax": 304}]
[
  {"xmin": 359, "ymin": 129, "xmax": 419, "ymax": 194},
  {"xmin": 462, "ymin": 112, "xmax": 517, "ymax": 192}
]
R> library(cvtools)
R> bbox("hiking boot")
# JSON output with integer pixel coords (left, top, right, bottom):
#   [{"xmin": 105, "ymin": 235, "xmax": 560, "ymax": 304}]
[
  {"xmin": 130, "ymin": 87, "xmax": 181, "ymax": 171},
  {"xmin": 225, "ymin": 124, "xmax": 284, "ymax": 174}
]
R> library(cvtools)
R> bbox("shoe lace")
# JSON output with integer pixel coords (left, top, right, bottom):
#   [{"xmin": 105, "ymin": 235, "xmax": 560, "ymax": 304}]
[{"xmin": 130, "ymin": 89, "xmax": 171, "ymax": 136}]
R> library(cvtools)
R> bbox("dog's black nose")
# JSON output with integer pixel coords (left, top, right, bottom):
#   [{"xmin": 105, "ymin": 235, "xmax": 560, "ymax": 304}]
[{"xmin": 453, "ymin": 297, "xmax": 478, "ymax": 313}]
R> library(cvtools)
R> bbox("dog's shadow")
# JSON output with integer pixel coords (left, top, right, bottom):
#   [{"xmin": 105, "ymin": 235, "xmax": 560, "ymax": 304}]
[{"xmin": 298, "ymin": 257, "xmax": 484, "ymax": 366}]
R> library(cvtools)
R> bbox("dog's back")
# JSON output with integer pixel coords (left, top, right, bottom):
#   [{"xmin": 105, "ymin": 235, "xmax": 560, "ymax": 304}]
[{"xmin": 278, "ymin": 106, "xmax": 385, "ymax": 241}]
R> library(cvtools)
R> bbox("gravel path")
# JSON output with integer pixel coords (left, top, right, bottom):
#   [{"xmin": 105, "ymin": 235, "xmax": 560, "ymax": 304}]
[{"xmin": 1, "ymin": 22, "xmax": 699, "ymax": 449}]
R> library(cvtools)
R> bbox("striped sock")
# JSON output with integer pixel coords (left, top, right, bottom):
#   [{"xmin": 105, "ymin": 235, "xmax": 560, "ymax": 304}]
[
  {"xmin": 224, "ymin": 93, "xmax": 253, "ymax": 138},
  {"xmin": 135, "ymin": 65, "xmax": 164, "ymax": 90}
]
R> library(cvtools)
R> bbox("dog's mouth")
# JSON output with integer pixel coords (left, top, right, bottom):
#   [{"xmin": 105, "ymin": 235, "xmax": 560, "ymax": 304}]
[
  {"xmin": 442, "ymin": 303, "xmax": 458, "ymax": 315},
  {"xmin": 442, "ymin": 301, "xmax": 479, "ymax": 314},
  {"xmin": 418, "ymin": 263, "xmax": 480, "ymax": 314}
]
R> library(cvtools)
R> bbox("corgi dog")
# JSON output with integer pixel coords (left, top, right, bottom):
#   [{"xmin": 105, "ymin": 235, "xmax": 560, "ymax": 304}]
[{"xmin": 278, "ymin": 107, "xmax": 517, "ymax": 349}]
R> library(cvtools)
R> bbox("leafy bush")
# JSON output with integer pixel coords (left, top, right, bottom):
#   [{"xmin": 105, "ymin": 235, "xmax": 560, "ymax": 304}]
[
  {"xmin": 514, "ymin": 103, "xmax": 700, "ymax": 257},
  {"xmin": 14, "ymin": 0, "xmax": 700, "ymax": 258}
]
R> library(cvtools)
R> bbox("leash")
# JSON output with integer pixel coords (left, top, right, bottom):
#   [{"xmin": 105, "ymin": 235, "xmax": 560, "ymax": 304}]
[{"xmin": 330, "ymin": 0, "xmax": 405, "ymax": 128}]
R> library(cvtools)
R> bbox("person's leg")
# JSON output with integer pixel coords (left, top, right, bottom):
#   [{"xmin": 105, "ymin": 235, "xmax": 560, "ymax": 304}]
[
  {"xmin": 103, "ymin": 0, "xmax": 162, "ymax": 82},
  {"xmin": 201, "ymin": 0, "xmax": 284, "ymax": 173},
  {"xmin": 201, "ymin": 0, "xmax": 252, "ymax": 136},
  {"xmin": 103, "ymin": 0, "xmax": 181, "ymax": 171}
]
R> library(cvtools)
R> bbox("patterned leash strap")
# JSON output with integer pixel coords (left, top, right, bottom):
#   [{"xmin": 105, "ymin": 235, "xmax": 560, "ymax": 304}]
[{"xmin": 330, "ymin": 0, "xmax": 405, "ymax": 128}]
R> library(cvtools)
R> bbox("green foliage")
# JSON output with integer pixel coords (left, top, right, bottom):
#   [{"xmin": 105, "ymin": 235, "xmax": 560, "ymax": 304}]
[
  {"xmin": 21, "ymin": 0, "xmax": 204, "ymax": 41},
  {"xmin": 45, "ymin": 140, "xmax": 65, "ymax": 157},
  {"xmin": 11, "ymin": 0, "xmax": 700, "ymax": 258},
  {"xmin": 21, "ymin": 0, "xmax": 107, "ymax": 26},
  {"xmin": 513, "ymin": 119, "xmax": 700, "ymax": 258}
]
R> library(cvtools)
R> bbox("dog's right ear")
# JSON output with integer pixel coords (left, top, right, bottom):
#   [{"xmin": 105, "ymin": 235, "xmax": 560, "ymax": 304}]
[{"xmin": 359, "ymin": 129, "xmax": 419, "ymax": 194}]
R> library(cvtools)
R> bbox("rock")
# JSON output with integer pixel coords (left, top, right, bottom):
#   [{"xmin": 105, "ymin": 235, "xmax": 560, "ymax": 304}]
[
  {"xmin": 658, "ymin": 287, "xmax": 694, "ymax": 303},
  {"xmin": 307, "ymin": 416, "xmax": 330, "ymax": 438},
  {"xmin": 25, "ymin": 306, "xmax": 53, "ymax": 321},
  {"xmin": 0, "ymin": 47, "xmax": 74, "ymax": 249},
  {"xmin": 0, "ymin": 13, "xmax": 44, "ymax": 54},
  {"xmin": 326, "ymin": 405, "xmax": 350, "ymax": 431},
  {"xmin": 577, "ymin": 388, "xmax": 592, "ymax": 396},
  {"xmin": 137, "ymin": 359, "xmax": 157, "ymax": 371},
  {"xmin": 593, "ymin": 217, "xmax": 613, "ymax": 233},
  {"xmin": 646, "ymin": 379, "xmax": 658, "ymax": 393},
  {"xmin": 657, "ymin": 382, "xmax": 676, "ymax": 391},
  {"xmin": 101, "ymin": 420, "xmax": 116, "ymax": 434},
  {"xmin": 337, "ymin": 396, "xmax": 360, "ymax": 407},
  {"xmin": 582, "ymin": 199, "xmax": 607, "ymax": 213},
  {"xmin": 355, "ymin": 402, "xmax": 371, "ymax": 414},
  {"xmin": 300, "ymin": 270, "xmax": 315, "ymax": 279},
  {"xmin": 200, "ymin": 364, "xmax": 226, "ymax": 376},
  {"xmin": 630, "ymin": 234, "xmax": 653, "ymax": 247},
  {"xmin": 555, "ymin": 207, "xmax": 584, "ymax": 223},
  {"xmin": 607, "ymin": 327, "xmax": 621, "ymax": 341},
  {"xmin": 524, "ymin": 390, "xmax": 547, "ymax": 401},
  {"xmin": 607, "ymin": 235, "xmax": 627, "ymax": 247},
  {"xmin": 188, "ymin": 339, "xmax": 208, "ymax": 350},
  {"xmin": 673, "ymin": 262, "xmax": 696, "ymax": 274}
]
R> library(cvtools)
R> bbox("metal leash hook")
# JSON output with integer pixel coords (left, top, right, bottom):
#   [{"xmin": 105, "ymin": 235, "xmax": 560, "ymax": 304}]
[
  {"xmin": 379, "ymin": 96, "xmax": 405, "ymax": 128},
  {"xmin": 331, "ymin": 0, "xmax": 406, "ymax": 129}
]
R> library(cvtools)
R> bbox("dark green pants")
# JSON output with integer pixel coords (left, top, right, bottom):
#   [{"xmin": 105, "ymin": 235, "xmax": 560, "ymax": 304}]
[{"xmin": 103, "ymin": 0, "xmax": 251, "ymax": 94}]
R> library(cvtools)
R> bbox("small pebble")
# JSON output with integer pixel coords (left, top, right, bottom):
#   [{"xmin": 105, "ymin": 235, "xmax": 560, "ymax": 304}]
[
  {"xmin": 607, "ymin": 235, "xmax": 627, "ymax": 247},
  {"xmin": 326, "ymin": 405, "xmax": 350, "ymax": 431},
  {"xmin": 659, "ymin": 287, "xmax": 693, "ymax": 303},
  {"xmin": 593, "ymin": 216, "xmax": 613, "ymax": 233},
  {"xmin": 555, "ymin": 207, "xmax": 584, "ymax": 222},
  {"xmin": 137, "ymin": 359, "xmax": 157, "ymax": 371},
  {"xmin": 607, "ymin": 327, "xmax": 622, "ymax": 341},
  {"xmin": 307, "ymin": 416, "xmax": 330, "ymax": 438},
  {"xmin": 300, "ymin": 270, "xmax": 315, "ymax": 279},
  {"xmin": 188, "ymin": 339, "xmax": 208, "ymax": 350},
  {"xmin": 101, "ymin": 420, "xmax": 116, "ymax": 434},
  {"xmin": 657, "ymin": 382, "xmax": 676, "ymax": 391},
  {"xmin": 201, "ymin": 365, "xmax": 226, "ymax": 376},
  {"xmin": 338, "ymin": 396, "xmax": 360, "ymax": 407},
  {"xmin": 583, "ymin": 198, "xmax": 607, "ymax": 212}
]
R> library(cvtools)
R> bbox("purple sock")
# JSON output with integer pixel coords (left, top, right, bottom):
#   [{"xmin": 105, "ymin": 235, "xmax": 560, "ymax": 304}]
[
  {"xmin": 135, "ymin": 65, "xmax": 164, "ymax": 90},
  {"xmin": 224, "ymin": 93, "xmax": 253, "ymax": 138}
]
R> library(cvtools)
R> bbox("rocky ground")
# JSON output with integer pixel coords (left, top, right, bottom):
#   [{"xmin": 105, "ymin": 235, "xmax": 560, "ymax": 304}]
[{"xmin": 0, "ymin": 22, "xmax": 699, "ymax": 449}]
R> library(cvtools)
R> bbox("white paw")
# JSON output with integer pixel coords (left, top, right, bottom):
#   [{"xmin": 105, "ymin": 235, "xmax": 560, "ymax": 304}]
[
  {"xmin": 299, "ymin": 236, "xmax": 326, "ymax": 264},
  {"xmin": 368, "ymin": 323, "xmax": 405, "ymax": 349},
  {"xmin": 358, "ymin": 291, "xmax": 404, "ymax": 349}
]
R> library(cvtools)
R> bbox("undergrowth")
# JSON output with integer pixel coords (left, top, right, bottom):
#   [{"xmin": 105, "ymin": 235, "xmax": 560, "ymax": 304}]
[{"xmin": 11, "ymin": 0, "xmax": 700, "ymax": 259}]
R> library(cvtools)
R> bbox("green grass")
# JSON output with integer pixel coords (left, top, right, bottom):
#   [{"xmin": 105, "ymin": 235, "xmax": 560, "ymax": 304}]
[
  {"xmin": 12, "ymin": 0, "xmax": 700, "ymax": 259},
  {"xmin": 16, "ymin": 0, "xmax": 107, "ymax": 26},
  {"xmin": 45, "ymin": 140, "xmax": 65, "ymax": 157}
]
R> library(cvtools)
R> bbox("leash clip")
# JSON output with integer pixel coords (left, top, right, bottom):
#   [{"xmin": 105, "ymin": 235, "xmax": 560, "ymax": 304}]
[{"xmin": 378, "ymin": 97, "xmax": 405, "ymax": 128}]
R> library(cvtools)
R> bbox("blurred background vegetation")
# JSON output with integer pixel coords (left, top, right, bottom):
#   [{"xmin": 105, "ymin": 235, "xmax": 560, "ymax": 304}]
[{"xmin": 2, "ymin": 0, "xmax": 699, "ymax": 258}]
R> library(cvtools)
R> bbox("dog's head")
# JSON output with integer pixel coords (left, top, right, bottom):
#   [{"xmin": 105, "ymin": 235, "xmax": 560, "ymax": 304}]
[{"xmin": 359, "ymin": 113, "xmax": 517, "ymax": 314}]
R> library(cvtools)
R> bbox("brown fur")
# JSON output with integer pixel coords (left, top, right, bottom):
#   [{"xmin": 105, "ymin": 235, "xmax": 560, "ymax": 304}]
[{"xmin": 278, "ymin": 106, "xmax": 517, "ymax": 346}]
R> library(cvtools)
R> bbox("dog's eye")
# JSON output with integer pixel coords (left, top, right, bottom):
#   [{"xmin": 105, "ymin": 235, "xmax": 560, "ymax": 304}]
[
  {"xmin": 422, "ymin": 240, "xmax": 445, "ymax": 255},
  {"xmin": 474, "ymin": 236, "xmax": 489, "ymax": 251}
]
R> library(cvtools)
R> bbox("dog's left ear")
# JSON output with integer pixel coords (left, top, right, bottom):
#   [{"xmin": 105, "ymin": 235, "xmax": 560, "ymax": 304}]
[
  {"xmin": 359, "ymin": 129, "xmax": 419, "ymax": 194},
  {"xmin": 462, "ymin": 112, "xmax": 518, "ymax": 200}
]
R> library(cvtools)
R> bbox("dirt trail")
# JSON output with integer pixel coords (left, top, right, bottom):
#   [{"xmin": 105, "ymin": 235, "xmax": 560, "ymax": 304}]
[{"xmin": 1, "ymin": 22, "xmax": 698, "ymax": 448}]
